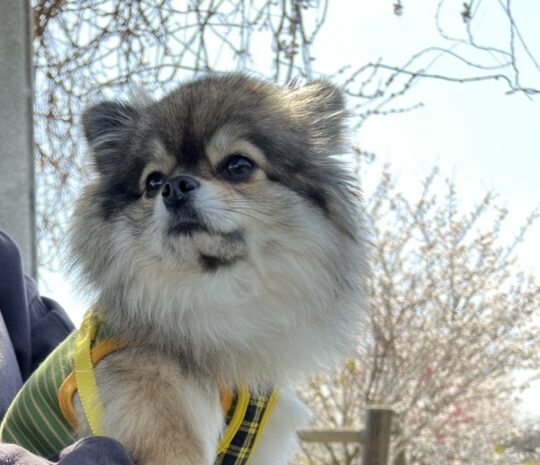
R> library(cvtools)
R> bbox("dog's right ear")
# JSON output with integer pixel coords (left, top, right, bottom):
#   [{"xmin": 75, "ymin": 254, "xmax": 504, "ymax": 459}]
[{"xmin": 82, "ymin": 101, "xmax": 139, "ymax": 175}]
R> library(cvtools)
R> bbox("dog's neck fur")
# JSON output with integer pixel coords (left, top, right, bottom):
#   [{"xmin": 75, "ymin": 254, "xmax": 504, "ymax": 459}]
[{"xmin": 92, "ymin": 235, "xmax": 363, "ymax": 389}]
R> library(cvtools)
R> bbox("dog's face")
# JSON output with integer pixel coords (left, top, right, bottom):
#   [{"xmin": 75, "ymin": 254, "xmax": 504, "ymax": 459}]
[{"xmin": 71, "ymin": 74, "xmax": 366, "ymax": 382}]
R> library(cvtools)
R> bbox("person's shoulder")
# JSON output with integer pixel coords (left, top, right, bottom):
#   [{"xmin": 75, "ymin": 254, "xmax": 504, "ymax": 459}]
[{"xmin": 0, "ymin": 231, "xmax": 22, "ymax": 270}]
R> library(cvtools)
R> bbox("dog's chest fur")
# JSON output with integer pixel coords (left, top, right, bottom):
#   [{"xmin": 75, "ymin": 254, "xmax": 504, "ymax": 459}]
[{"xmin": 74, "ymin": 348, "xmax": 308, "ymax": 465}]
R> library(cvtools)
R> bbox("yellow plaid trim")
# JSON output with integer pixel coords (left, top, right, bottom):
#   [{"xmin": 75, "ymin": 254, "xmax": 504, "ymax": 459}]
[
  {"xmin": 217, "ymin": 386, "xmax": 250, "ymax": 454},
  {"xmin": 215, "ymin": 389, "xmax": 278, "ymax": 465}
]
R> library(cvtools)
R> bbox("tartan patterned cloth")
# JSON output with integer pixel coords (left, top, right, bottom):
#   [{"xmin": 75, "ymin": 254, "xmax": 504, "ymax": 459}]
[
  {"xmin": 216, "ymin": 388, "xmax": 278, "ymax": 465},
  {"xmin": 0, "ymin": 315, "xmax": 278, "ymax": 464}
]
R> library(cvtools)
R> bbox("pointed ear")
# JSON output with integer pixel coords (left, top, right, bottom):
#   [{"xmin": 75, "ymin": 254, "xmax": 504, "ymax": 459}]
[
  {"xmin": 293, "ymin": 80, "xmax": 346, "ymax": 115},
  {"xmin": 289, "ymin": 81, "xmax": 348, "ymax": 154},
  {"xmin": 81, "ymin": 100, "xmax": 139, "ymax": 174}
]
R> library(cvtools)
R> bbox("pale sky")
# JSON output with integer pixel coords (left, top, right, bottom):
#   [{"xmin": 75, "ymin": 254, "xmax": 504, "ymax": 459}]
[{"xmin": 39, "ymin": 1, "xmax": 540, "ymax": 418}]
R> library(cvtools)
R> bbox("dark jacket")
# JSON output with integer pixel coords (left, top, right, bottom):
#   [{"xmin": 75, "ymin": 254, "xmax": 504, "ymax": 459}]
[
  {"xmin": 0, "ymin": 231, "xmax": 133, "ymax": 465},
  {"xmin": 0, "ymin": 231, "xmax": 74, "ymax": 419}
]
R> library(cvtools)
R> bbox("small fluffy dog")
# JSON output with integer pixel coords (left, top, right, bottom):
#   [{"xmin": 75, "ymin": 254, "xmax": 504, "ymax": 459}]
[{"xmin": 6, "ymin": 74, "xmax": 366, "ymax": 465}]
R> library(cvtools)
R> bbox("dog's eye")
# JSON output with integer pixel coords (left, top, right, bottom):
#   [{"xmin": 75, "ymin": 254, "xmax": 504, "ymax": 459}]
[
  {"xmin": 218, "ymin": 154, "xmax": 256, "ymax": 181},
  {"xmin": 145, "ymin": 171, "xmax": 166, "ymax": 196}
]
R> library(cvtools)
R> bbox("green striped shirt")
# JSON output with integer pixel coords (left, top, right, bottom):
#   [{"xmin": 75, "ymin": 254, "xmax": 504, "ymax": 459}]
[{"xmin": 0, "ymin": 330, "xmax": 80, "ymax": 456}]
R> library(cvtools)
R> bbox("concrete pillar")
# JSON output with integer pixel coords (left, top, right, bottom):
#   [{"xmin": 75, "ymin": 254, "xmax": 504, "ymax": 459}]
[{"xmin": 0, "ymin": 0, "xmax": 36, "ymax": 277}]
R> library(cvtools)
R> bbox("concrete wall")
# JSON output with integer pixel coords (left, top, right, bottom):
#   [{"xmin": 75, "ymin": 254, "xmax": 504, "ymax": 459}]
[{"xmin": 0, "ymin": 0, "xmax": 36, "ymax": 277}]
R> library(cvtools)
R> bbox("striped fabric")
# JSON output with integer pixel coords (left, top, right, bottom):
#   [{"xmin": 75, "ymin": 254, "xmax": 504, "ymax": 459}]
[
  {"xmin": 0, "ymin": 330, "xmax": 79, "ymax": 457},
  {"xmin": 0, "ymin": 314, "xmax": 278, "ymax": 464}
]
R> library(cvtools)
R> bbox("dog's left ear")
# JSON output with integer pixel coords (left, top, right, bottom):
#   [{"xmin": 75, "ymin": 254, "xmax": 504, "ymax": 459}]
[
  {"xmin": 289, "ymin": 81, "xmax": 348, "ymax": 154},
  {"xmin": 82, "ymin": 100, "xmax": 140, "ymax": 175},
  {"xmin": 294, "ymin": 80, "xmax": 346, "ymax": 114}
]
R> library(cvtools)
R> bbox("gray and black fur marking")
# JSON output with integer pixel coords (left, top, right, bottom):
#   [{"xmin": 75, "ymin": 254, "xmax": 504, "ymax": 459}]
[{"xmin": 82, "ymin": 74, "xmax": 356, "ymax": 236}]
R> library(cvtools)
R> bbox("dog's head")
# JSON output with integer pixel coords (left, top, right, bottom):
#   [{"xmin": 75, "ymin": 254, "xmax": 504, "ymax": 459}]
[{"xmin": 71, "ymin": 74, "xmax": 366, "ymax": 383}]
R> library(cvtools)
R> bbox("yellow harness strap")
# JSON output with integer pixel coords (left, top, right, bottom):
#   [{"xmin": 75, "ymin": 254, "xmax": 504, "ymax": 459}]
[
  {"xmin": 71, "ymin": 311, "xmax": 275, "ymax": 453},
  {"xmin": 74, "ymin": 312, "xmax": 105, "ymax": 435}
]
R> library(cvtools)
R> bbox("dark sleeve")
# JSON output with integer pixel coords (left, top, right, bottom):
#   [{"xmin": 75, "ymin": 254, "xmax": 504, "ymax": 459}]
[
  {"xmin": 0, "ymin": 313, "xmax": 23, "ymax": 419},
  {"xmin": 27, "ymin": 283, "xmax": 74, "ymax": 373},
  {"xmin": 0, "ymin": 231, "xmax": 32, "ymax": 380},
  {"xmin": 0, "ymin": 438, "xmax": 135, "ymax": 465},
  {"xmin": 0, "ymin": 231, "xmax": 75, "ymax": 382}
]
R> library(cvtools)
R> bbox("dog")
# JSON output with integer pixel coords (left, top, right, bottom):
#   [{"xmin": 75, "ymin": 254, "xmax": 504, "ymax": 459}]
[{"xmin": 0, "ymin": 74, "xmax": 366, "ymax": 465}]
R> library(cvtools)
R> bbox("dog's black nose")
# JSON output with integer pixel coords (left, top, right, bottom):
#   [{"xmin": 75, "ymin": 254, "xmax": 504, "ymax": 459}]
[{"xmin": 162, "ymin": 175, "xmax": 200, "ymax": 208}]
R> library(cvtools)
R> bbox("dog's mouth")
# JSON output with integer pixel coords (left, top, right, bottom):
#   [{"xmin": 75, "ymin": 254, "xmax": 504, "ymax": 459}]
[
  {"xmin": 163, "ymin": 216, "xmax": 248, "ymax": 271},
  {"xmin": 166, "ymin": 204, "xmax": 211, "ymax": 236},
  {"xmin": 168, "ymin": 222, "xmax": 208, "ymax": 236}
]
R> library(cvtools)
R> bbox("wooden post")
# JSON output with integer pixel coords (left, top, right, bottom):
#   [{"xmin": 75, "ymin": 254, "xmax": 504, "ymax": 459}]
[
  {"xmin": 361, "ymin": 407, "xmax": 393, "ymax": 465},
  {"xmin": 297, "ymin": 428, "xmax": 363, "ymax": 443}
]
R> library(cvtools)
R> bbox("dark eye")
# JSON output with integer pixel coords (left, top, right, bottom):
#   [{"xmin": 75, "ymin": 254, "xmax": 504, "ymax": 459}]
[
  {"xmin": 218, "ymin": 154, "xmax": 256, "ymax": 181},
  {"xmin": 145, "ymin": 171, "xmax": 166, "ymax": 196}
]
